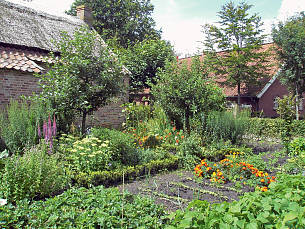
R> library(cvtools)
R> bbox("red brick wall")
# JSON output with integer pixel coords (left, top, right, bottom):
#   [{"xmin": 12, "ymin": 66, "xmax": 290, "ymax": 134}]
[
  {"xmin": 0, "ymin": 69, "xmax": 40, "ymax": 106},
  {"xmin": 259, "ymin": 79, "xmax": 305, "ymax": 117},
  {"xmin": 0, "ymin": 69, "xmax": 127, "ymax": 128}
]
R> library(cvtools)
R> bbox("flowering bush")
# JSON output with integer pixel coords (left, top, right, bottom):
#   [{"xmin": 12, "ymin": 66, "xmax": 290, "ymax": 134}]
[
  {"xmin": 59, "ymin": 135, "xmax": 113, "ymax": 173},
  {"xmin": 194, "ymin": 151, "xmax": 276, "ymax": 191},
  {"xmin": 127, "ymin": 126, "xmax": 185, "ymax": 148}
]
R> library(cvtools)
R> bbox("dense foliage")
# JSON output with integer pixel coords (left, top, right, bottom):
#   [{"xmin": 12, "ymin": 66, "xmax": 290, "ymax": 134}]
[
  {"xmin": 35, "ymin": 27, "xmax": 125, "ymax": 134},
  {"xmin": 0, "ymin": 143, "xmax": 69, "ymax": 202},
  {"xmin": 0, "ymin": 186, "xmax": 166, "ymax": 228},
  {"xmin": 203, "ymin": 1, "xmax": 272, "ymax": 105},
  {"xmin": 66, "ymin": 0, "xmax": 160, "ymax": 48},
  {"xmin": 166, "ymin": 174, "xmax": 305, "ymax": 228},
  {"xmin": 200, "ymin": 111, "xmax": 249, "ymax": 145},
  {"xmin": 272, "ymin": 12, "xmax": 305, "ymax": 119},
  {"xmin": 0, "ymin": 100, "xmax": 51, "ymax": 154},
  {"xmin": 151, "ymin": 57, "xmax": 225, "ymax": 132},
  {"xmin": 247, "ymin": 117, "xmax": 305, "ymax": 139},
  {"xmin": 120, "ymin": 38, "xmax": 175, "ymax": 91}
]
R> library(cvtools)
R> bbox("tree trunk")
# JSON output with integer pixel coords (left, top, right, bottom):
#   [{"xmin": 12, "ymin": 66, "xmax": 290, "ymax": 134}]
[{"xmin": 81, "ymin": 110, "xmax": 87, "ymax": 135}]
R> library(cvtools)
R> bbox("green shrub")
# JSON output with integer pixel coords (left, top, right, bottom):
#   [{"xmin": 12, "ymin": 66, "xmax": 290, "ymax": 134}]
[
  {"xmin": 59, "ymin": 135, "xmax": 113, "ymax": 173},
  {"xmin": 289, "ymin": 137, "xmax": 305, "ymax": 156},
  {"xmin": 122, "ymin": 102, "xmax": 152, "ymax": 128},
  {"xmin": 0, "ymin": 100, "xmax": 51, "ymax": 154},
  {"xmin": 74, "ymin": 153, "xmax": 179, "ymax": 187},
  {"xmin": 137, "ymin": 147, "xmax": 166, "ymax": 164},
  {"xmin": 201, "ymin": 111, "xmax": 249, "ymax": 145},
  {"xmin": 0, "ymin": 143, "xmax": 69, "ymax": 202},
  {"xmin": 248, "ymin": 118, "xmax": 305, "ymax": 139},
  {"xmin": 284, "ymin": 139, "xmax": 305, "ymax": 175},
  {"xmin": 177, "ymin": 133, "xmax": 203, "ymax": 170},
  {"xmin": 90, "ymin": 128, "xmax": 139, "ymax": 166},
  {"xmin": 166, "ymin": 174, "xmax": 305, "ymax": 229},
  {"xmin": 0, "ymin": 186, "xmax": 166, "ymax": 228}
]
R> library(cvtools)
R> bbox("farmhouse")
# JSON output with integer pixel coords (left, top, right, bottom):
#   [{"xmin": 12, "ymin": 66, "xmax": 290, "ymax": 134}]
[
  {"xmin": 0, "ymin": 0, "xmax": 129, "ymax": 128},
  {"xmin": 179, "ymin": 43, "xmax": 305, "ymax": 118}
]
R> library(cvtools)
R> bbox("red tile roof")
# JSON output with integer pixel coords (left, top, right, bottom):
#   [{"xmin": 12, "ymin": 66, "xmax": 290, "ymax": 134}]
[
  {"xmin": 179, "ymin": 43, "xmax": 280, "ymax": 97},
  {"xmin": 0, "ymin": 45, "xmax": 52, "ymax": 73}
]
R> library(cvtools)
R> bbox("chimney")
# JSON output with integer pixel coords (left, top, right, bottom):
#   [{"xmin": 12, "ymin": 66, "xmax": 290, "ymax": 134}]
[{"xmin": 76, "ymin": 5, "xmax": 93, "ymax": 27}]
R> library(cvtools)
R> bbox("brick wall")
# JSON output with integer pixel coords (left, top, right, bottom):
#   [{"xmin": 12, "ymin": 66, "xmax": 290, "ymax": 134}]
[
  {"xmin": 0, "ymin": 69, "xmax": 40, "ymax": 106},
  {"xmin": 259, "ymin": 78, "xmax": 305, "ymax": 118},
  {"xmin": 0, "ymin": 69, "xmax": 127, "ymax": 128}
]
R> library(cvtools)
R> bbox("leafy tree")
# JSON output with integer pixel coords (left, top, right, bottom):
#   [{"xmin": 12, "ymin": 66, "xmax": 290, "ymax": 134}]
[
  {"xmin": 66, "ymin": 0, "xmax": 160, "ymax": 48},
  {"xmin": 151, "ymin": 57, "xmax": 225, "ymax": 133},
  {"xmin": 35, "ymin": 27, "xmax": 125, "ymax": 134},
  {"xmin": 272, "ymin": 12, "xmax": 305, "ymax": 120},
  {"xmin": 120, "ymin": 38, "xmax": 175, "ymax": 91},
  {"xmin": 203, "ymin": 1, "xmax": 272, "ymax": 106}
]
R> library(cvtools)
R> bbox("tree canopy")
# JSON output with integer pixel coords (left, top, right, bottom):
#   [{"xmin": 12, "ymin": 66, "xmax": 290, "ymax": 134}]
[
  {"xmin": 120, "ymin": 38, "xmax": 175, "ymax": 91},
  {"xmin": 272, "ymin": 12, "xmax": 305, "ymax": 119},
  {"xmin": 35, "ymin": 27, "xmax": 125, "ymax": 134},
  {"xmin": 203, "ymin": 1, "xmax": 271, "ymax": 105},
  {"xmin": 66, "ymin": 0, "xmax": 161, "ymax": 48},
  {"xmin": 151, "ymin": 57, "xmax": 225, "ymax": 133}
]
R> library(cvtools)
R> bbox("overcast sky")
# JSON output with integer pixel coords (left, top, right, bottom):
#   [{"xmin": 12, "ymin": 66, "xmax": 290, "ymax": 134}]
[{"xmin": 7, "ymin": 0, "xmax": 305, "ymax": 56}]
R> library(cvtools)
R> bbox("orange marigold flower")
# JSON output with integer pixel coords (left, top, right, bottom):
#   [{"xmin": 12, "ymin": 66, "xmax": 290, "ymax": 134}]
[
  {"xmin": 242, "ymin": 167, "xmax": 246, "ymax": 170},
  {"xmin": 261, "ymin": 179, "xmax": 265, "ymax": 183},
  {"xmin": 176, "ymin": 139, "xmax": 179, "ymax": 144},
  {"xmin": 169, "ymin": 133, "xmax": 172, "ymax": 136},
  {"xmin": 173, "ymin": 127, "xmax": 176, "ymax": 131},
  {"xmin": 181, "ymin": 135, "xmax": 184, "ymax": 139}
]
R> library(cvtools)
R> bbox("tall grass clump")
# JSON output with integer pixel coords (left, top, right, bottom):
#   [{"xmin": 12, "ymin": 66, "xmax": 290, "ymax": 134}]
[
  {"xmin": 201, "ymin": 111, "xmax": 249, "ymax": 145},
  {"xmin": 0, "ymin": 99, "xmax": 51, "ymax": 154}
]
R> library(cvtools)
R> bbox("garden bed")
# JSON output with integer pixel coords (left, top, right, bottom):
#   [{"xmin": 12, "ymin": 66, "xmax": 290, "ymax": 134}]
[{"xmin": 118, "ymin": 170, "xmax": 252, "ymax": 212}]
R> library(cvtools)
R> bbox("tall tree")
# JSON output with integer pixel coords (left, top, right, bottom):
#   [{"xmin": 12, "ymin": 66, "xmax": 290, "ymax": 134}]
[
  {"xmin": 66, "ymin": 0, "xmax": 161, "ymax": 48},
  {"xmin": 272, "ymin": 12, "xmax": 305, "ymax": 120},
  {"xmin": 120, "ymin": 38, "xmax": 175, "ymax": 91},
  {"xmin": 203, "ymin": 1, "xmax": 271, "ymax": 106},
  {"xmin": 35, "ymin": 27, "xmax": 125, "ymax": 134}
]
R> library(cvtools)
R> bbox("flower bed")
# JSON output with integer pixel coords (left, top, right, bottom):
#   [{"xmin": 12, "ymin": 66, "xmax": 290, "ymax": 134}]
[{"xmin": 194, "ymin": 151, "xmax": 276, "ymax": 192}]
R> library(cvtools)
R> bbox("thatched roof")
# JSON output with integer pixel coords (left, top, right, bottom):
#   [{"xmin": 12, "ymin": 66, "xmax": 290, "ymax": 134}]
[{"xmin": 0, "ymin": 0, "xmax": 86, "ymax": 52}]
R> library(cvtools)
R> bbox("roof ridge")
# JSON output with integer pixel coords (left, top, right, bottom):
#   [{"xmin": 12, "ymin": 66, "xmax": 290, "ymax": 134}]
[{"xmin": 0, "ymin": 0, "xmax": 82, "ymax": 26}]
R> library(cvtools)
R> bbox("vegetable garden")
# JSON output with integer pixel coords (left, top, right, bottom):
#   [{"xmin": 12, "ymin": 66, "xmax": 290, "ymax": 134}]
[{"xmin": 0, "ymin": 101, "xmax": 304, "ymax": 228}]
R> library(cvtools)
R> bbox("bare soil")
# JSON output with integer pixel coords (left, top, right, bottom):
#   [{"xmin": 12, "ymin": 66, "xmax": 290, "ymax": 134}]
[{"xmin": 117, "ymin": 170, "xmax": 252, "ymax": 212}]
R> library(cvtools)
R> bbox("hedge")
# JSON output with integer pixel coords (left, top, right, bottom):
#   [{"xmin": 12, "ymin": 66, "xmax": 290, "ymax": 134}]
[
  {"xmin": 74, "ymin": 153, "xmax": 179, "ymax": 187},
  {"xmin": 247, "ymin": 118, "xmax": 305, "ymax": 139}
]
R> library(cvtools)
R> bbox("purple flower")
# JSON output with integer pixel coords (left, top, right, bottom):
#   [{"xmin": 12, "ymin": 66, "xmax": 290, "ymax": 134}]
[{"xmin": 43, "ymin": 121, "xmax": 47, "ymax": 142}]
